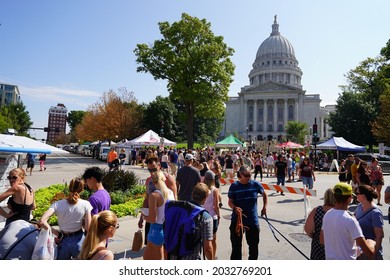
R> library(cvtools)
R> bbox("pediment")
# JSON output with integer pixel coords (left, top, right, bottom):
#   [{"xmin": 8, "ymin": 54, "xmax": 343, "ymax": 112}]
[{"xmin": 241, "ymin": 81, "xmax": 301, "ymax": 93}]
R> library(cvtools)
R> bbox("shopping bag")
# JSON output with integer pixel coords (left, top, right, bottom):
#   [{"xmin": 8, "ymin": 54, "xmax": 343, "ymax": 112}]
[
  {"xmin": 31, "ymin": 228, "xmax": 57, "ymax": 260},
  {"xmin": 131, "ymin": 228, "xmax": 143, "ymax": 251}
]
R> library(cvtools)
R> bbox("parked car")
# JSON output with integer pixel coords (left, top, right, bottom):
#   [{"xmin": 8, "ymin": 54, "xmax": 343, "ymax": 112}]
[
  {"xmin": 355, "ymin": 153, "xmax": 390, "ymax": 173},
  {"xmin": 99, "ymin": 146, "xmax": 111, "ymax": 161}
]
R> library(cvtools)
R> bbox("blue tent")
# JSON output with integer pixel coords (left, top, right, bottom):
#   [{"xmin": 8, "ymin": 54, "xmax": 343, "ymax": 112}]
[{"xmin": 316, "ymin": 137, "xmax": 365, "ymax": 152}]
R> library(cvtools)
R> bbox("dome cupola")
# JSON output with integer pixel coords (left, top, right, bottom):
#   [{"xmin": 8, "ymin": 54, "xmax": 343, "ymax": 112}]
[{"xmin": 249, "ymin": 15, "xmax": 303, "ymax": 89}]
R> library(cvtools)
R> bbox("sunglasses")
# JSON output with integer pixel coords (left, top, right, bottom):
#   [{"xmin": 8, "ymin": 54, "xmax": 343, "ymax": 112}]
[
  {"xmin": 147, "ymin": 168, "xmax": 158, "ymax": 173},
  {"xmin": 7, "ymin": 176, "xmax": 18, "ymax": 180},
  {"xmin": 113, "ymin": 224, "xmax": 120, "ymax": 229},
  {"xmin": 242, "ymin": 173, "xmax": 251, "ymax": 178}
]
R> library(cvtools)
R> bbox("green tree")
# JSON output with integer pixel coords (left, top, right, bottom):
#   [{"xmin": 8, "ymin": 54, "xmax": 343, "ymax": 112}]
[
  {"xmin": 328, "ymin": 91, "xmax": 376, "ymax": 146},
  {"xmin": 372, "ymin": 88, "xmax": 390, "ymax": 145},
  {"xmin": 285, "ymin": 121, "xmax": 308, "ymax": 144},
  {"xmin": 0, "ymin": 102, "xmax": 33, "ymax": 135},
  {"xmin": 134, "ymin": 13, "xmax": 235, "ymax": 148},
  {"xmin": 67, "ymin": 110, "xmax": 86, "ymax": 132},
  {"xmin": 142, "ymin": 96, "xmax": 178, "ymax": 141}
]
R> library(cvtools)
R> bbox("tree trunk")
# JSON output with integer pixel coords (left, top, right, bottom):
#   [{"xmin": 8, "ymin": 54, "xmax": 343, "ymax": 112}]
[{"xmin": 186, "ymin": 102, "xmax": 194, "ymax": 149}]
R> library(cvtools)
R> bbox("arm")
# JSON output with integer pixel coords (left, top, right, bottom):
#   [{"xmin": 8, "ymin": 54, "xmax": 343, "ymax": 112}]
[
  {"xmin": 213, "ymin": 188, "xmax": 220, "ymax": 220},
  {"xmin": 261, "ymin": 190, "xmax": 268, "ymax": 216},
  {"xmin": 165, "ymin": 174, "xmax": 177, "ymax": 200},
  {"xmin": 83, "ymin": 210, "xmax": 92, "ymax": 232},
  {"xmin": 356, "ymin": 237, "xmax": 376, "ymax": 258},
  {"xmin": 372, "ymin": 227, "xmax": 384, "ymax": 258},
  {"xmin": 143, "ymin": 193, "xmax": 158, "ymax": 224},
  {"xmin": 385, "ymin": 189, "xmax": 390, "ymax": 204},
  {"xmin": 39, "ymin": 208, "xmax": 55, "ymax": 230},
  {"xmin": 319, "ymin": 230, "xmax": 324, "ymax": 245},
  {"xmin": 304, "ymin": 207, "xmax": 317, "ymax": 238}
]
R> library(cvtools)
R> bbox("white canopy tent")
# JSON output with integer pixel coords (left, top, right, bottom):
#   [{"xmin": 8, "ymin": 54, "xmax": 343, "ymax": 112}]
[
  {"xmin": 117, "ymin": 130, "xmax": 176, "ymax": 148},
  {"xmin": 0, "ymin": 134, "xmax": 68, "ymax": 154},
  {"xmin": 316, "ymin": 136, "xmax": 366, "ymax": 152}
]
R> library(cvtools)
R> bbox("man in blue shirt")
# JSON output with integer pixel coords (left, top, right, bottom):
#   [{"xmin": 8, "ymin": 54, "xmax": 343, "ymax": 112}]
[
  {"xmin": 228, "ymin": 165, "xmax": 268, "ymax": 260},
  {"xmin": 25, "ymin": 153, "xmax": 36, "ymax": 175}
]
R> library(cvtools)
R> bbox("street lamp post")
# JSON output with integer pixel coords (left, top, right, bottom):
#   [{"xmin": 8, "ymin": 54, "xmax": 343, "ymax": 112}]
[{"xmin": 246, "ymin": 126, "xmax": 249, "ymax": 143}]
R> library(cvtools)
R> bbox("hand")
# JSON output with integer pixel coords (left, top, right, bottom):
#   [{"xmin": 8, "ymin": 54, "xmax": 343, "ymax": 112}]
[
  {"xmin": 260, "ymin": 208, "xmax": 267, "ymax": 217},
  {"xmin": 234, "ymin": 206, "xmax": 243, "ymax": 215},
  {"xmin": 138, "ymin": 217, "xmax": 144, "ymax": 229}
]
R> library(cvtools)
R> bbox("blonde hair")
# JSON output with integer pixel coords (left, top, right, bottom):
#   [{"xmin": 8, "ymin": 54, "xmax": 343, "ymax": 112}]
[
  {"xmin": 151, "ymin": 170, "xmax": 170, "ymax": 201},
  {"xmin": 9, "ymin": 168, "xmax": 26, "ymax": 180},
  {"xmin": 67, "ymin": 178, "xmax": 85, "ymax": 205},
  {"xmin": 79, "ymin": 210, "xmax": 117, "ymax": 260},
  {"xmin": 323, "ymin": 188, "xmax": 335, "ymax": 206}
]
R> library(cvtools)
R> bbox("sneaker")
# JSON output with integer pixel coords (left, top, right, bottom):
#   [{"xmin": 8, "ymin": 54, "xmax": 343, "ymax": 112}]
[
  {"xmin": 281, "ymin": 192, "xmax": 285, "ymax": 196},
  {"xmin": 219, "ymin": 202, "xmax": 223, "ymax": 208}
]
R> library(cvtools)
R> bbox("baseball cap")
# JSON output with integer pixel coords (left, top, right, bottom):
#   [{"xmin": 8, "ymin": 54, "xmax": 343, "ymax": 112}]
[
  {"xmin": 204, "ymin": 170, "xmax": 215, "ymax": 181},
  {"xmin": 185, "ymin": 153, "xmax": 194, "ymax": 161},
  {"xmin": 333, "ymin": 182, "xmax": 354, "ymax": 196}
]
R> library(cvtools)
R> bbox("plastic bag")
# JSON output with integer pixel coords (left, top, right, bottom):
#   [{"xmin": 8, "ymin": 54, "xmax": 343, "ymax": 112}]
[{"xmin": 31, "ymin": 228, "xmax": 57, "ymax": 260}]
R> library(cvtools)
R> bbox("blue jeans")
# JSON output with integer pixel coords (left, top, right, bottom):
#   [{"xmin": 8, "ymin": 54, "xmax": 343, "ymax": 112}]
[
  {"xmin": 276, "ymin": 176, "xmax": 285, "ymax": 186},
  {"xmin": 57, "ymin": 232, "xmax": 85, "ymax": 260},
  {"xmin": 302, "ymin": 176, "xmax": 314, "ymax": 189}
]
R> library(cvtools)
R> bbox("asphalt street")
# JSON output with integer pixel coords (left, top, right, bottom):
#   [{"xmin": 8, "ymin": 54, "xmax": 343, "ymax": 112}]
[{"xmin": 25, "ymin": 153, "xmax": 390, "ymax": 260}]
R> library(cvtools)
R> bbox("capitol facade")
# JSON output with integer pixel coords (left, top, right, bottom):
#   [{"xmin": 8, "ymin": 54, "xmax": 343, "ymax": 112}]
[{"xmin": 223, "ymin": 16, "xmax": 334, "ymax": 143}]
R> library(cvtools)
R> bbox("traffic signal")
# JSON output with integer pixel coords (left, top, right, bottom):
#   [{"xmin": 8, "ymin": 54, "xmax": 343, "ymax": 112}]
[
  {"xmin": 43, "ymin": 127, "xmax": 50, "ymax": 132},
  {"xmin": 312, "ymin": 124, "xmax": 318, "ymax": 134},
  {"xmin": 312, "ymin": 133, "xmax": 319, "ymax": 143}
]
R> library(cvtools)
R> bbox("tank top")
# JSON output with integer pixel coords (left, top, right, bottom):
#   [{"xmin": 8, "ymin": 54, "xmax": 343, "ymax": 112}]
[
  {"xmin": 6, "ymin": 183, "xmax": 34, "ymax": 226},
  {"xmin": 203, "ymin": 187, "xmax": 218, "ymax": 219},
  {"xmin": 153, "ymin": 189, "xmax": 173, "ymax": 225}
]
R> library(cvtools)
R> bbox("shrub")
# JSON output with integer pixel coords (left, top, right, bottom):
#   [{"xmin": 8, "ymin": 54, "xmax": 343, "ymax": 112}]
[
  {"xmin": 33, "ymin": 182, "xmax": 145, "ymax": 225},
  {"xmin": 101, "ymin": 169, "xmax": 139, "ymax": 193}
]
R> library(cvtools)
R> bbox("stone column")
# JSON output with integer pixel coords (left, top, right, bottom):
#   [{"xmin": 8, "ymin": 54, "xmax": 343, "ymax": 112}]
[
  {"xmin": 253, "ymin": 100, "xmax": 258, "ymax": 132},
  {"xmin": 263, "ymin": 99, "xmax": 268, "ymax": 132},
  {"xmin": 243, "ymin": 99, "xmax": 248, "ymax": 136},
  {"xmin": 294, "ymin": 99, "xmax": 299, "ymax": 122},
  {"xmin": 273, "ymin": 99, "xmax": 277, "ymax": 133},
  {"xmin": 284, "ymin": 99, "xmax": 288, "ymax": 128}
]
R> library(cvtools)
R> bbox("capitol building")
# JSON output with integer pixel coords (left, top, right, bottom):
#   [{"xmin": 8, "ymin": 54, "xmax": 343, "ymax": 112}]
[{"xmin": 223, "ymin": 16, "xmax": 334, "ymax": 143}]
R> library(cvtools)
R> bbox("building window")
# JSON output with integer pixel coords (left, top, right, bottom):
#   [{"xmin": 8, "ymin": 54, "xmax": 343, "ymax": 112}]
[
  {"xmin": 268, "ymin": 124, "xmax": 273, "ymax": 132},
  {"xmin": 258, "ymin": 123, "xmax": 263, "ymax": 132},
  {"xmin": 268, "ymin": 105, "xmax": 273, "ymax": 121},
  {"xmin": 258, "ymin": 107, "xmax": 263, "ymax": 121},
  {"xmin": 249, "ymin": 124, "xmax": 253, "ymax": 132},
  {"xmin": 278, "ymin": 104, "xmax": 283, "ymax": 121},
  {"xmin": 278, "ymin": 124, "xmax": 284, "ymax": 132},
  {"xmin": 248, "ymin": 106, "xmax": 253, "ymax": 121},
  {"xmin": 288, "ymin": 105, "xmax": 294, "ymax": 121}
]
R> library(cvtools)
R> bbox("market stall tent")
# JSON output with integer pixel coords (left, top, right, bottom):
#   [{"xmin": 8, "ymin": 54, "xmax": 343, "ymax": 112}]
[
  {"xmin": 316, "ymin": 136, "xmax": 366, "ymax": 152},
  {"xmin": 215, "ymin": 134, "xmax": 244, "ymax": 148},
  {"xmin": 117, "ymin": 130, "xmax": 176, "ymax": 147}
]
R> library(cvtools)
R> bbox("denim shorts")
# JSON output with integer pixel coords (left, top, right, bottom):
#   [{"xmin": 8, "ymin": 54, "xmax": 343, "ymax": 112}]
[
  {"xmin": 147, "ymin": 223, "xmax": 164, "ymax": 246},
  {"xmin": 57, "ymin": 231, "xmax": 84, "ymax": 260},
  {"xmin": 302, "ymin": 176, "xmax": 314, "ymax": 189}
]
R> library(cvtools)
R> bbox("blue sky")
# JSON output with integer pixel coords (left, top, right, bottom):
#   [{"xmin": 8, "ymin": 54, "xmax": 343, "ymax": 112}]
[{"xmin": 0, "ymin": 0, "xmax": 389, "ymax": 140}]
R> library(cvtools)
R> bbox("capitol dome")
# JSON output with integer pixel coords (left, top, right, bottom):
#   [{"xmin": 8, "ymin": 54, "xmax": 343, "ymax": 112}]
[{"xmin": 249, "ymin": 16, "xmax": 302, "ymax": 88}]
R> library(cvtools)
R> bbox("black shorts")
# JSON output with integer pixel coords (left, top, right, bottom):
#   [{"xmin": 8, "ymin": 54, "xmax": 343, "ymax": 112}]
[{"xmin": 27, "ymin": 161, "xmax": 34, "ymax": 168}]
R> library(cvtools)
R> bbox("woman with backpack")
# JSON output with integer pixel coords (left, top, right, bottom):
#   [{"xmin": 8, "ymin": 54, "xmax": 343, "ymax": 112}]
[{"xmin": 142, "ymin": 170, "xmax": 174, "ymax": 260}]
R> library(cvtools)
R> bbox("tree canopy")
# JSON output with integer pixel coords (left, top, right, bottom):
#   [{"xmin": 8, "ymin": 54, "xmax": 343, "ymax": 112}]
[
  {"xmin": 75, "ymin": 88, "xmax": 143, "ymax": 143},
  {"xmin": 285, "ymin": 121, "xmax": 308, "ymax": 144},
  {"xmin": 0, "ymin": 102, "xmax": 33, "ymax": 135},
  {"xmin": 134, "ymin": 13, "xmax": 235, "ymax": 148}
]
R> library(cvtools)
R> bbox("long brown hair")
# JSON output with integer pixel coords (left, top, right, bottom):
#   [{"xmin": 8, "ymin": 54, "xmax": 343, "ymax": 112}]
[{"xmin": 67, "ymin": 178, "xmax": 85, "ymax": 205}]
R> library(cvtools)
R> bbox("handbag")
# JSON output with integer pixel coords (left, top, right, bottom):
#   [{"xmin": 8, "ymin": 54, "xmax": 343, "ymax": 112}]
[
  {"xmin": 131, "ymin": 228, "xmax": 143, "ymax": 251},
  {"xmin": 31, "ymin": 228, "xmax": 57, "ymax": 260}
]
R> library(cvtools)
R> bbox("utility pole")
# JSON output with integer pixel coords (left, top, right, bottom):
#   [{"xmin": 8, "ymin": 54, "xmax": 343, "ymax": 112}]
[{"xmin": 312, "ymin": 118, "xmax": 318, "ymax": 170}]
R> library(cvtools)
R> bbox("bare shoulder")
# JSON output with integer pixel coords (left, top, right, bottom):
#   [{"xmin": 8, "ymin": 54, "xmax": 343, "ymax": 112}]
[{"xmin": 93, "ymin": 249, "xmax": 114, "ymax": 260}]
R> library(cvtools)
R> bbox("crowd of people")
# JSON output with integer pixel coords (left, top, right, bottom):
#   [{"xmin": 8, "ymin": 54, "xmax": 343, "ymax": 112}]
[{"xmin": 0, "ymin": 148, "xmax": 388, "ymax": 260}]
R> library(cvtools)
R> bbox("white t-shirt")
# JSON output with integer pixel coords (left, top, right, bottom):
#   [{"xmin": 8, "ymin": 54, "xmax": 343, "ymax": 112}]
[
  {"xmin": 321, "ymin": 208, "xmax": 364, "ymax": 260},
  {"xmin": 50, "ymin": 199, "xmax": 93, "ymax": 232}
]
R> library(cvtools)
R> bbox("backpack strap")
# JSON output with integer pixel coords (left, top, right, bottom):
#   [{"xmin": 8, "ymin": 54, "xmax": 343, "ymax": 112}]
[{"xmin": 87, "ymin": 246, "xmax": 108, "ymax": 260}]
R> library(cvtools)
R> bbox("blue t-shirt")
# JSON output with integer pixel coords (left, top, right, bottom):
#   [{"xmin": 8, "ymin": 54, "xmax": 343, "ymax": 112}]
[{"xmin": 228, "ymin": 180, "xmax": 265, "ymax": 226}]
